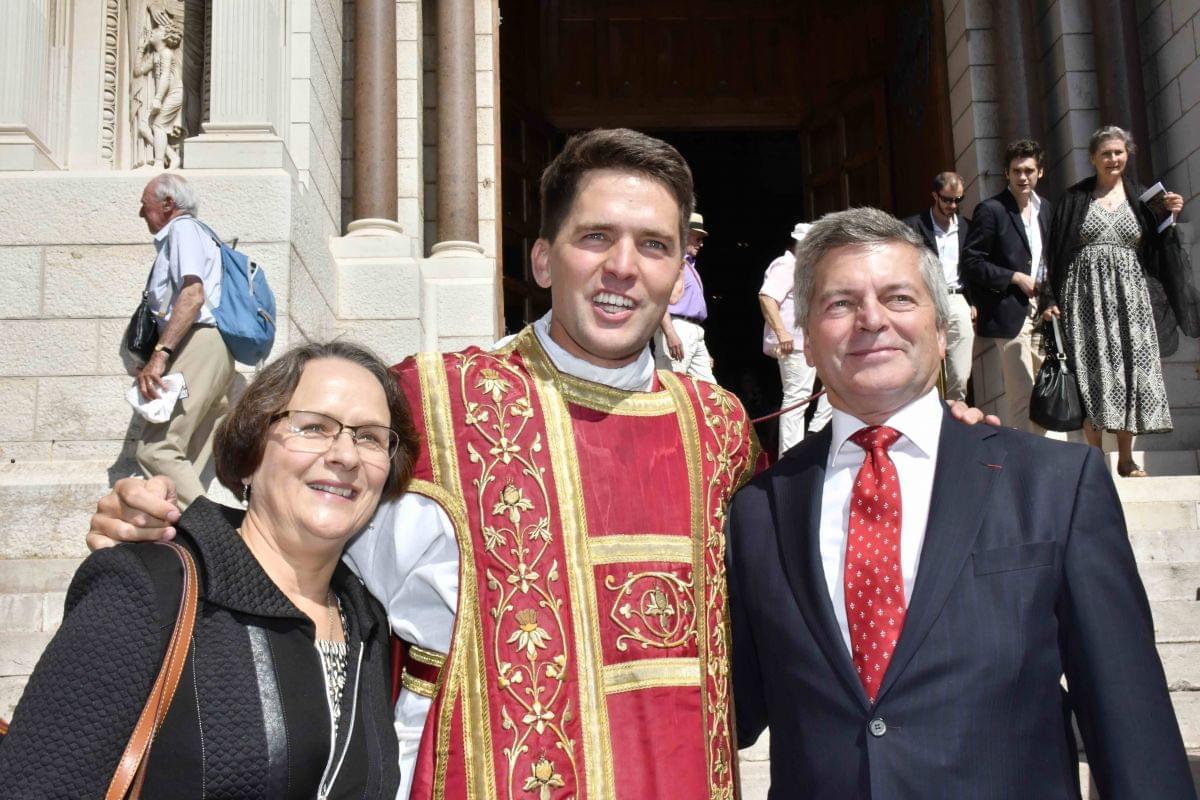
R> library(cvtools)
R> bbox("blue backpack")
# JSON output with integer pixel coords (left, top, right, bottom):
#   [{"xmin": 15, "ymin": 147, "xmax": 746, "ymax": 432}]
[{"xmin": 191, "ymin": 220, "xmax": 277, "ymax": 366}]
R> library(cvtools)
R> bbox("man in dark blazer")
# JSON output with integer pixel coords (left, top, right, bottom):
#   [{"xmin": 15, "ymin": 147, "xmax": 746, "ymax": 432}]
[
  {"xmin": 903, "ymin": 171, "xmax": 974, "ymax": 402},
  {"xmin": 961, "ymin": 139, "xmax": 1053, "ymax": 433},
  {"xmin": 728, "ymin": 207, "xmax": 1195, "ymax": 799}
]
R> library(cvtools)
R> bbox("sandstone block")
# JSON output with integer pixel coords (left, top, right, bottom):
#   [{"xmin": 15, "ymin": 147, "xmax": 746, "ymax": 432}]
[
  {"xmin": 0, "ymin": 559, "xmax": 84, "ymax": 593},
  {"xmin": 0, "ymin": 465, "xmax": 109, "ymax": 560},
  {"xmin": 1131, "ymin": 529, "xmax": 1200, "ymax": 562},
  {"xmin": 1161, "ymin": 641, "xmax": 1200, "ymax": 689},
  {"xmin": 43, "ymin": 244, "xmax": 154, "ymax": 318},
  {"xmin": 1125, "ymin": 501, "xmax": 1199, "ymax": 530},
  {"xmin": 42, "ymin": 592, "xmax": 65, "ymax": 631},
  {"xmin": 0, "ymin": 247, "xmax": 42, "ymax": 318},
  {"xmin": 1151, "ymin": 599, "xmax": 1200, "ymax": 641},
  {"xmin": 0, "ymin": 380, "xmax": 36, "ymax": 441},
  {"xmin": 1162, "ymin": 24, "xmax": 1199, "ymax": 83},
  {"xmin": 0, "ymin": 320, "xmax": 99, "ymax": 377},
  {"xmin": 338, "ymin": 319, "xmax": 422, "ymax": 365},
  {"xmin": 338, "ymin": 259, "xmax": 421, "ymax": 319},
  {"xmin": 1138, "ymin": 561, "xmax": 1200, "ymax": 600},
  {"xmin": 0, "ymin": 442, "xmax": 51, "ymax": 462},
  {"xmin": 0, "ymin": 594, "xmax": 42, "ymax": 632},
  {"xmin": 0, "ymin": 631, "xmax": 54, "ymax": 677},
  {"xmin": 1174, "ymin": 690, "xmax": 1200, "ymax": 749},
  {"xmin": 34, "ymin": 376, "xmax": 138, "ymax": 441},
  {"xmin": 0, "ymin": 675, "xmax": 27, "ymax": 720}
]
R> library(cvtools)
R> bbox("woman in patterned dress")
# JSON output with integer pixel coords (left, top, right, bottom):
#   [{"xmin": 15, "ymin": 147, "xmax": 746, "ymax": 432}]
[{"xmin": 1042, "ymin": 126, "xmax": 1186, "ymax": 476}]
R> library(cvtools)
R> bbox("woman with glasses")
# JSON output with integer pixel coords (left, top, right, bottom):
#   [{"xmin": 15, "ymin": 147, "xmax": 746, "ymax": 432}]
[
  {"xmin": 1043, "ymin": 125, "xmax": 1194, "ymax": 477},
  {"xmin": 0, "ymin": 341, "xmax": 417, "ymax": 798}
]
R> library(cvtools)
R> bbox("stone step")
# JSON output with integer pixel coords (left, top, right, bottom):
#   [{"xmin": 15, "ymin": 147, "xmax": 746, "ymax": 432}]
[
  {"xmin": 1175, "ymin": 691, "xmax": 1200, "ymax": 751},
  {"xmin": 1131, "ymin": 529, "xmax": 1200, "ymax": 563},
  {"xmin": 0, "ymin": 462, "xmax": 111, "ymax": 561},
  {"xmin": 1116, "ymin": 475, "xmax": 1200, "ymax": 503},
  {"xmin": 1124, "ymin": 501, "xmax": 1199, "ymax": 532},
  {"xmin": 1154, "ymin": 600, "xmax": 1200, "ymax": 643},
  {"xmin": 1106, "ymin": 450, "xmax": 1200, "ymax": 477},
  {"xmin": 1139, "ymin": 562, "xmax": 1200, "ymax": 601},
  {"xmin": 1162, "ymin": 642, "xmax": 1200, "ymax": 691}
]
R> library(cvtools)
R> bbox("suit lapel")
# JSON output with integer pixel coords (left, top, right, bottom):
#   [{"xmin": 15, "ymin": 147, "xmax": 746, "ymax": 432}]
[
  {"xmin": 1002, "ymin": 191, "xmax": 1032, "ymax": 254},
  {"xmin": 920, "ymin": 211, "xmax": 938, "ymax": 251},
  {"xmin": 874, "ymin": 412, "xmax": 1005, "ymax": 703},
  {"xmin": 771, "ymin": 427, "xmax": 870, "ymax": 709}
]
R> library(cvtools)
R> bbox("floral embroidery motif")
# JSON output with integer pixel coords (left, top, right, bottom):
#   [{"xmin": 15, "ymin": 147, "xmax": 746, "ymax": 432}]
[
  {"xmin": 457, "ymin": 351, "xmax": 577, "ymax": 799},
  {"xmin": 604, "ymin": 570, "xmax": 696, "ymax": 651},
  {"xmin": 523, "ymin": 755, "xmax": 566, "ymax": 800}
]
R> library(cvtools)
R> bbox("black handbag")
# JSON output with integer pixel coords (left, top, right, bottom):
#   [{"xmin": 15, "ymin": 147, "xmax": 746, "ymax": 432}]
[
  {"xmin": 1030, "ymin": 316, "xmax": 1085, "ymax": 432},
  {"xmin": 124, "ymin": 269, "xmax": 159, "ymax": 362}
]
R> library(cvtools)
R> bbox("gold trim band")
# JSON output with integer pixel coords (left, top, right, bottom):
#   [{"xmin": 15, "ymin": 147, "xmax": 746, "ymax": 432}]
[
  {"xmin": 409, "ymin": 644, "xmax": 447, "ymax": 669},
  {"xmin": 588, "ymin": 534, "xmax": 695, "ymax": 565},
  {"xmin": 401, "ymin": 670, "xmax": 439, "ymax": 699},
  {"xmin": 603, "ymin": 658, "xmax": 702, "ymax": 695}
]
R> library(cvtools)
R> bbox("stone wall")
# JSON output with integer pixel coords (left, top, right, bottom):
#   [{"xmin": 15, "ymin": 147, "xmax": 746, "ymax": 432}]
[{"xmin": 1140, "ymin": 0, "xmax": 1200, "ymax": 451}]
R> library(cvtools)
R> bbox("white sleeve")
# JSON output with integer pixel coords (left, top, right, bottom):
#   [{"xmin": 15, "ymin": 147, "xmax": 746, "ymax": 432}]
[{"xmin": 344, "ymin": 492, "xmax": 460, "ymax": 800}]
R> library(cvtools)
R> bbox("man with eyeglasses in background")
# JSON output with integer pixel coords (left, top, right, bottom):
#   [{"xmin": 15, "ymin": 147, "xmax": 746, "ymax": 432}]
[{"xmin": 903, "ymin": 172, "xmax": 974, "ymax": 402}]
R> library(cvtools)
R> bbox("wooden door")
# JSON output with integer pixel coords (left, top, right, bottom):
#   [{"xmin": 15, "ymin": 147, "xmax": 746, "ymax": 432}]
[{"xmin": 801, "ymin": 85, "xmax": 892, "ymax": 217}]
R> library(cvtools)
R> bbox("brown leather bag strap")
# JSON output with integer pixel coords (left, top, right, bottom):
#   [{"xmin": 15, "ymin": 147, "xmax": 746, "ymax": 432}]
[{"xmin": 105, "ymin": 541, "xmax": 199, "ymax": 800}]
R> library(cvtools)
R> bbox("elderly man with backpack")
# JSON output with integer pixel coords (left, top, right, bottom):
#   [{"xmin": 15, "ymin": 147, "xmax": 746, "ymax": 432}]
[{"xmin": 132, "ymin": 173, "xmax": 274, "ymax": 508}]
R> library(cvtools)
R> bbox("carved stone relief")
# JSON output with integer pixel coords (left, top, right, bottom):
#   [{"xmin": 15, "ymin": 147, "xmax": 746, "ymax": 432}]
[{"xmin": 127, "ymin": 0, "xmax": 185, "ymax": 168}]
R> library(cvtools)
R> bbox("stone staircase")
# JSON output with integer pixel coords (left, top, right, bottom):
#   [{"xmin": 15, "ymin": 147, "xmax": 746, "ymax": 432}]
[{"xmin": 739, "ymin": 473, "xmax": 1200, "ymax": 798}]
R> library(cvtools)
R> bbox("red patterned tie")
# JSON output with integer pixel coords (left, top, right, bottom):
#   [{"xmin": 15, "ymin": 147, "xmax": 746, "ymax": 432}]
[{"xmin": 843, "ymin": 425, "xmax": 905, "ymax": 703}]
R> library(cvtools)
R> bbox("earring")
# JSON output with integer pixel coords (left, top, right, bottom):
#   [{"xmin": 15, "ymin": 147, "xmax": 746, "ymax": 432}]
[{"xmin": 242, "ymin": 483, "xmax": 250, "ymax": 504}]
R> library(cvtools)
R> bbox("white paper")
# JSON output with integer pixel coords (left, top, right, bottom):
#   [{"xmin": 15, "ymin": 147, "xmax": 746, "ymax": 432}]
[
  {"xmin": 1139, "ymin": 182, "xmax": 1176, "ymax": 233},
  {"xmin": 126, "ymin": 372, "xmax": 188, "ymax": 423}
]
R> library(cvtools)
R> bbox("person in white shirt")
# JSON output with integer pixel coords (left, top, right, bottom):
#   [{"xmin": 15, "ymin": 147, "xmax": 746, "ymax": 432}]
[
  {"xmin": 962, "ymin": 140, "xmax": 1053, "ymax": 433},
  {"xmin": 726, "ymin": 207, "xmax": 1193, "ymax": 798},
  {"xmin": 134, "ymin": 173, "xmax": 234, "ymax": 508},
  {"xmin": 902, "ymin": 172, "xmax": 975, "ymax": 402},
  {"xmin": 759, "ymin": 221, "xmax": 832, "ymax": 455}
]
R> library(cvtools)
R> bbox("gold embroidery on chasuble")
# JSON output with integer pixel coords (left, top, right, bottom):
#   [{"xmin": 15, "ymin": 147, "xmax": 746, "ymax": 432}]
[{"xmin": 403, "ymin": 328, "xmax": 758, "ymax": 800}]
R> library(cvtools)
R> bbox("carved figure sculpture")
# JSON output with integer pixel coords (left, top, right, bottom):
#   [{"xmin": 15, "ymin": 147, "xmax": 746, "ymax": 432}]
[{"xmin": 129, "ymin": 0, "xmax": 185, "ymax": 167}]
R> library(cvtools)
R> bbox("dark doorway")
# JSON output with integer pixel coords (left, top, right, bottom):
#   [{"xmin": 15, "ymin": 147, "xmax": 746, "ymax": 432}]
[{"xmin": 655, "ymin": 130, "xmax": 804, "ymax": 429}]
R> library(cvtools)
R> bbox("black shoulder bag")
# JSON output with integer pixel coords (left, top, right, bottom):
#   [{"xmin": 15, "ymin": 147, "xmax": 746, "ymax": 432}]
[
  {"xmin": 1030, "ymin": 315, "xmax": 1085, "ymax": 432},
  {"xmin": 123, "ymin": 263, "xmax": 159, "ymax": 363}
]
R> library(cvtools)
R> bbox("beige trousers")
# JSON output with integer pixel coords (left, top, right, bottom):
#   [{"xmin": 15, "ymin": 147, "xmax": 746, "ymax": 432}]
[
  {"xmin": 944, "ymin": 293, "xmax": 975, "ymax": 403},
  {"xmin": 983, "ymin": 308, "xmax": 1045, "ymax": 434},
  {"xmin": 136, "ymin": 326, "xmax": 236, "ymax": 508},
  {"xmin": 654, "ymin": 318, "xmax": 716, "ymax": 382}
]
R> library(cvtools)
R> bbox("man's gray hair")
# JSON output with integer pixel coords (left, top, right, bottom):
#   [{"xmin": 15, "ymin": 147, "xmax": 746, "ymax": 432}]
[
  {"xmin": 151, "ymin": 172, "xmax": 199, "ymax": 216},
  {"xmin": 793, "ymin": 207, "xmax": 950, "ymax": 331}
]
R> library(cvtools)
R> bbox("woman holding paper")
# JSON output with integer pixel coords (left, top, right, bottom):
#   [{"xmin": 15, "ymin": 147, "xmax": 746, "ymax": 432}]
[{"xmin": 1043, "ymin": 125, "xmax": 1190, "ymax": 476}]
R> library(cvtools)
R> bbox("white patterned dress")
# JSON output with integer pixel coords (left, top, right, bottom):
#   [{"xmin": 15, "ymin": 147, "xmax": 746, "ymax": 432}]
[{"xmin": 1062, "ymin": 200, "xmax": 1172, "ymax": 434}]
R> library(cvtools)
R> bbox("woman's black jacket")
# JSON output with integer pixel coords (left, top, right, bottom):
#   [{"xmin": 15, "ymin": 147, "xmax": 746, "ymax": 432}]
[
  {"xmin": 0, "ymin": 497, "xmax": 400, "ymax": 799},
  {"xmin": 1043, "ymin": 174, "xmax": 1200, "ymax": 357}
]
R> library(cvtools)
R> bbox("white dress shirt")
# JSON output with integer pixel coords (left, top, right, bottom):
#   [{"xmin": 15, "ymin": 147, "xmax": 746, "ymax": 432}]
[
  {"xmin": 343, "ymin": 312, "xmax": 655, "ymax": 799},
  {"xmin": 818, "ymin": 389, "xmax": 944, "ymax": 655},
  {"xmin": 148, "ymin": 215, "xmax": 222, "ymax": 330},
  {"xmin": 930, "ymin": 211, "xmax": 961, "ymax": 289},
  {"xmin": 1013, "ymin": 190, "xmax": 1047, "ymax": 284}
]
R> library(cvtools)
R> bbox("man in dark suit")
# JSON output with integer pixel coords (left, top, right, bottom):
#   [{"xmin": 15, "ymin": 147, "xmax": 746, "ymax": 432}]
[
  {"xmin": 903, "ymin": 171, "xmax": 974, "ymax": 402},
  {"xmin": 728, "ymin": 207, "xmax": 1195, "ymax": 799},
  {"xmin": 961, "ymin": 139, "xmax": 1053, "ymax": 433}
]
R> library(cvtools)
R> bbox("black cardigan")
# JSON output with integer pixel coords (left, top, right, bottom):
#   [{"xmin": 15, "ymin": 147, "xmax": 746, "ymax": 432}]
[
  {"xmin": 0, "ymin": 497, "xmax": 400, "ymax": 799},
  {"xmin": 1044, "ymin": 174, "xmax": 1200, "ymax": 357}
]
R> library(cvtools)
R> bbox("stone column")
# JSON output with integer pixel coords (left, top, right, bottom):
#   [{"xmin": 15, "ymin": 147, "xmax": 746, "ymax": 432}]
[
  {"xmin": 184, "ymin": 0, "xmax": 292, "ymax": 171},
  {"xmin": 353, "ymin": 0, "xmax": 398, "ymax": 224},
  {"xmin": 0, "ymin": 0, "xmax": 68, "ymax": 169},
  {"xmin": 992, "ymin": 0, "xmax": 1043, "ymax": 146},
  {"xmin": 435, "ymin": 0, "xmax": 481, "ymax": 252},
  {"xmin": 1088, "ymin": 0, "xmax": 1153, "ymax": 184}
]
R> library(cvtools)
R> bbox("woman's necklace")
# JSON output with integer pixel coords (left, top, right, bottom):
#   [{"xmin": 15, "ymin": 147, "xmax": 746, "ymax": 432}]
[{"xmin": 1093, "ymin": 181, "xmax": 1125, "ymax": 210}]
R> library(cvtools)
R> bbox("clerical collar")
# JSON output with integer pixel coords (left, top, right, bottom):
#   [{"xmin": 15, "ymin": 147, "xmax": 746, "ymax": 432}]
[{"xmin": 529, "ymin": 312, "xmax": 657, "ymax": 392}]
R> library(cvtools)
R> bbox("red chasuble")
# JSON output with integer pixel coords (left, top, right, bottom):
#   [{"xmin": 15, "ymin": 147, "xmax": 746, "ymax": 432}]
[{"xmin": 393, "ymin": 326, "xmax": 762, "ymax": 800}]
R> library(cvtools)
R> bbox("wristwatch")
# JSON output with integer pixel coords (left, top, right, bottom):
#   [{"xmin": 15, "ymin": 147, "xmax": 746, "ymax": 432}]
[{"xmin": 153, "ymin": 344, "xmax": 175, "ymax": 357}]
